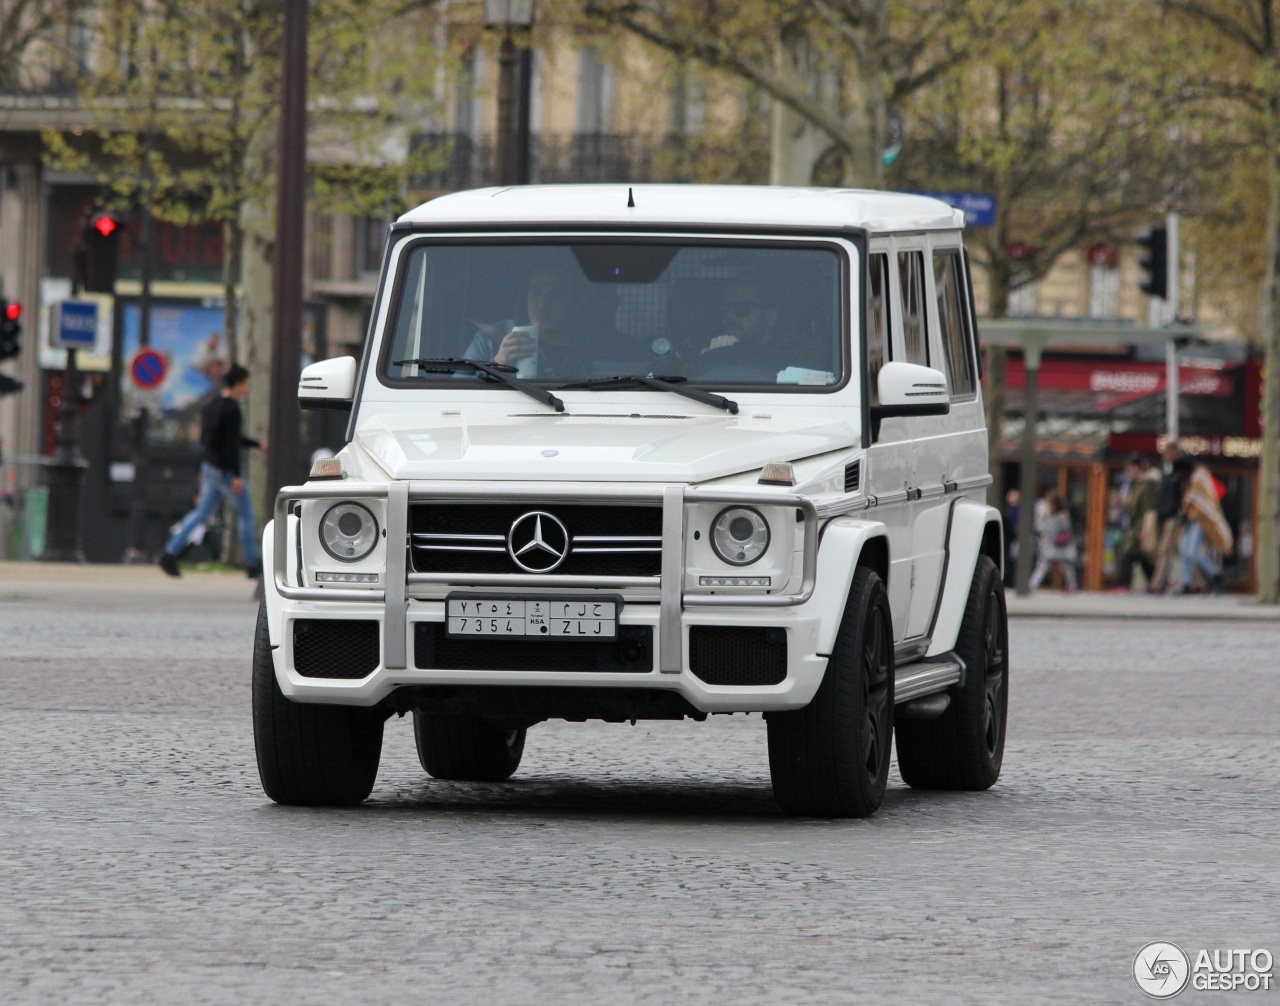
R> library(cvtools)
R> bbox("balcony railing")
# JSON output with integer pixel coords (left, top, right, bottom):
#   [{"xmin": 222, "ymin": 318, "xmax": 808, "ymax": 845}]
[{"xmin": 410, "ymin": 131, "xmax": 769, "ymax": 190}]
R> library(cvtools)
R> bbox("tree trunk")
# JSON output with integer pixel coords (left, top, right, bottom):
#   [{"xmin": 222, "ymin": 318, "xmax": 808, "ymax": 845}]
[
  {"xmin": 223, "ymin": 218, "xmax": 243, "ymax": 365},
  {"xmin": 1257, "ymin": 99, "xmax": 1280, "ymax": 603},
  {"xmin": 984, "ymin": 257, "xmax": 1012, "ymax": 509},
  {"xmin": 843, "ymin": 0, "xmax": 887, "ymax": 189},
  {"xmin": 770, "ymin": 100, "xmax": 831, "ymax": 185},
  {"xmin": 240, "ymin": 112, "xmax": 277, "ymax": 558},
  {"xmin": 769, "ymin": 28, "xmax": 834, "ymax": 186}
]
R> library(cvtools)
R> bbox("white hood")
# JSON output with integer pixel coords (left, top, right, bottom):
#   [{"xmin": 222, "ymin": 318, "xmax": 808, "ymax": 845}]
[{"xmin": 355, "ymin": 411, "xmax": 858, "ymax": 483}]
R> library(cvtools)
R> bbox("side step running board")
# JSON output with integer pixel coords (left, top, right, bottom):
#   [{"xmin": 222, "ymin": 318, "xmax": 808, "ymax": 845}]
[{"xmin": 894, "ymin": 657, "xmax": 963, "ymax": 704}]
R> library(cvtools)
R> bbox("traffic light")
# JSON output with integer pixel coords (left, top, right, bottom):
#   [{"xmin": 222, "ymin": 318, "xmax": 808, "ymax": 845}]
[
  {"xmin": 1137, "ymin": 226, "xmax": 1169, "ymax": 300},
  {"xmin": 0, "ymin": 298, "xmax": 21, "ymax": 361},
  {"xmin": 81, "ymin": 210, "xmax": 125, "ymax": 293}
]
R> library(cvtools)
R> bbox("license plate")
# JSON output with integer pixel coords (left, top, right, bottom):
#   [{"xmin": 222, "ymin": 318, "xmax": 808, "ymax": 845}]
[{"xmin": 446, "ymin": 595, "xmax": 619, "ymax": 640}]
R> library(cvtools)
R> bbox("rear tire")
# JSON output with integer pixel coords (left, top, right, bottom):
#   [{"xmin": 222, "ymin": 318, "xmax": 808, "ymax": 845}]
[
  {"xmin": 896, "ymin": 554, "xmax": 1008, "ymax": 790},
  {"xmin": 767, "ymin": 566, "xmax": 895, "ymax": 818},
  {"xmin": 252, "ymin": 604, "xmax": 383, "ymax": 806},
  {"xmin": 414, "ymin": 712, "xmax": 526, "ymax": 782}
]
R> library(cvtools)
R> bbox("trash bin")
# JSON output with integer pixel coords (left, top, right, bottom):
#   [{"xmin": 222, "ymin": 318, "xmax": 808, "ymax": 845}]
[
  {"xmin": 0, "ymin": 498, "xmax": 12, "ymax": 560},
  {"xmin": 25, "ymin": 486, "xmax": 48, "ymax": 560}
]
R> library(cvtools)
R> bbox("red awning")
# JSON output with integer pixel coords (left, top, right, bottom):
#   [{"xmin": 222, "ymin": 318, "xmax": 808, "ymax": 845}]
[{"xmin": 1003, "ymin": 357, "xmax": 1234, "ymax": 414}]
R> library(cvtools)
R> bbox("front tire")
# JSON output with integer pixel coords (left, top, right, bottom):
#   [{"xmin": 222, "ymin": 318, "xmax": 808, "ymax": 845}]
[
  {"xmin": 414, "ymin": 712, "xmax": 526, "ymax": 782},
  {"xmin": 896, "ymin": 554, "xmax": 1008, "ymax": 790},
  {"xmin": 252, "ymin": 604, "xmax": 384, "ymax": 806},
  {"xmin": 767, "ymin": 566, "xmax": 895, "ymax": 818}
]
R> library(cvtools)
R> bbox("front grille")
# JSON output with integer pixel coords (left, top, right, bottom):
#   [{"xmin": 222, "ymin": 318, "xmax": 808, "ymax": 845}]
[
  {"xmin": 293, "ymin": 619, "xmax": 380, "ymax": 679},
  {"xmin": 409, "ymin": 502, "xmax": 662, "ymax": 577},
  {"xmin": 415, "ymin": 622, "xmax": 652, "ymax": 672},
  {"xmin": 689, "ymin": 626, "xmax": 788, "ymax": 686}
]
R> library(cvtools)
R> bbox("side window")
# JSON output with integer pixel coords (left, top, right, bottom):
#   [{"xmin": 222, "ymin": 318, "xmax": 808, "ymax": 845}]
[
  {"xmin": 897, "ymin": 250, "xmax": 928, "ymax": 365},
  {"xmin": 933, "ymin": 250, "xmax": 975, "ymax": 397},
  {"xmin": 867, "ymin": 253, "xmax": 891, "ymax": 404}
]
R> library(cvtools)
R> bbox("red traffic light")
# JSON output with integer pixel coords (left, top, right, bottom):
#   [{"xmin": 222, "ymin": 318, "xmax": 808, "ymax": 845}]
[
  {"xmin": 93, "ymin": 216, "xmax": 118, "ymax": 238},
  {"xmin": 3, "ymin": 301, "xmax": 19, "ymax": 321}
]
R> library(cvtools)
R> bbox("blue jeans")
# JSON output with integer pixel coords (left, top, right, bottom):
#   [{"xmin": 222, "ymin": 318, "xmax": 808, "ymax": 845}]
[
  {"xmin": 1175, "ymin": 520, "xmax": 1219, "ymax": 591},
  {"xmin": 164, "ymin": 462, "xmax": 261, "ymax": 568}
]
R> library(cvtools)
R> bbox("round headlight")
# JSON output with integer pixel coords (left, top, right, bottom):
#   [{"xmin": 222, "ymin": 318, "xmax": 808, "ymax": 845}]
[
  {"xmin": 320, "ymin": 502, "xmax": 379, "ymax": 562},
  {"xmin": 710, "ymin": 506, "xmax": 770, "ymax": 566}
]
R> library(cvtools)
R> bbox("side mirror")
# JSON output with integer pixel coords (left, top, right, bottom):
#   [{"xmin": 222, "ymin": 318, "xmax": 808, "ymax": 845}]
[
  {"xmin": 870, "ymin": 361, "xmax": 950, "ymax": 440},
  {"xmin": 298, "ymin": 356, "xmax": 356, "ymax": 412}
]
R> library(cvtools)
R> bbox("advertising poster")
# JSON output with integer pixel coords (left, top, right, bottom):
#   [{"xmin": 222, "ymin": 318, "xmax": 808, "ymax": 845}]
[{"xmin": 119, "ymin": 299, "xmax": 229, "ymax": 447}]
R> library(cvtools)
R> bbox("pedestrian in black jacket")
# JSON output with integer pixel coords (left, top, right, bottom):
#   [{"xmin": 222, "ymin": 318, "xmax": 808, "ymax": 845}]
[
  {"xmin": 159, "ymin": 365, "xmax": 265, "ymax": 578},
  {"xmin": 1150, "ymin": 444, "xmax": 1189, "ymax": 592}
]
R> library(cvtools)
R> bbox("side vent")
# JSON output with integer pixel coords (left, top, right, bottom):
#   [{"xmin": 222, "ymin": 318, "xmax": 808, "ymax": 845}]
[{"xmin": 844, "ymin": 461, "xmax": 861, "ymax": 493}]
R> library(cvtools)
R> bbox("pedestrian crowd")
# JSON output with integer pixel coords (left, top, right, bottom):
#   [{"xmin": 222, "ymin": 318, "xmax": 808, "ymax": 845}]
[
  {"xmin": 1004, "ymin": 444, "xmax": 1234, "ymax": 595},
  {"xmin": 1135, "ymin": 444, "xmax": 1233, "ymax": 595}
]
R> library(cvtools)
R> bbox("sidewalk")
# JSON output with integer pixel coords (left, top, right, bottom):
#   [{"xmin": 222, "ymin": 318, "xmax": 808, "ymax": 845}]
[
  {"xmin": 0, "ymin": 560, "xmax": 254, "ymax": 606},
  {"xmin": 3, "ymin": 560, "xmax": 1278, "ymax": 621},
  {"xmin": 1006, "ymin": 588, "xmax": 1280, "ymax": 621}
]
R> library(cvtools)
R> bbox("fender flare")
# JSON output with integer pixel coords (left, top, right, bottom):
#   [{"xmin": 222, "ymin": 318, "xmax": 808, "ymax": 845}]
[
  {"xmin": 261, "ymin": 519, "xmax": 285, "ymax": 648},
  {"xmin": 809, "ymin": 517, "xmax": 891, "ymax": 655},
  {"xmin": 926, "ymin": 497, "xmax": 1002, "ymax": 657}
]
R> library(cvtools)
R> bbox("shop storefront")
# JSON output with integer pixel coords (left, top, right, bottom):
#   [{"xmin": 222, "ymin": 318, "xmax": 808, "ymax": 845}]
[{"xmin": 1000, "ymin": 349, "xmax": 1261, "ymax": 592}]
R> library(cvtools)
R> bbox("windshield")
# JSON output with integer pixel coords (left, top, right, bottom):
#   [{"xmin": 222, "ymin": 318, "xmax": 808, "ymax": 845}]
[{"xmin": 380, "ymin": 240, "xmax": 845, "ymax": 389}]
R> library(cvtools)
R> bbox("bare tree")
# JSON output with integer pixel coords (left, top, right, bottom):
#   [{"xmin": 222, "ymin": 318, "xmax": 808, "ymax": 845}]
[
  {"xmin": 0, "ymin": 0, "xmax": 75, "ymax": 93},
  {"xmin": 577, "ymin": 0, "xmax": 975, "ymax": 186},
  {"xmin": 893, "ymin": 0, "xmax": 1191, "ymax": 494}
]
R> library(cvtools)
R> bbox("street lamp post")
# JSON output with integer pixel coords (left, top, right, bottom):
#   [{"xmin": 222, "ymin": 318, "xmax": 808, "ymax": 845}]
[{"xmin": 485, "ymin": 0, "xmax": 535, "ymax": 186}]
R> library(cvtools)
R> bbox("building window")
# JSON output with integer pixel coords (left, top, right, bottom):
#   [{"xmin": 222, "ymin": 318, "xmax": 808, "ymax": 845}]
[
  {"xmin": 453, "ymin": 47, "xmax": 484, "ymax": 136},
  {"xmin": 357, "ymin": 216, "xmax": 389, "ymax": 277},
  {"xmin": 1086, "ymin": 246, "xmax": 1120, "ymax": 318},
  {"xmin": 576, "ymin": 48, "xmax": 614, "ymax": 133},
  {"xmin": 1008, "ymin": 281, "xmax": 1037, "ymax": 317},
  {"xmin": 669, "ymin": 61, "xmax": 705, "ymax": 135},
  {"xmin": 529, "ymin": 48, "xmax": 543, "ymax": 134}
]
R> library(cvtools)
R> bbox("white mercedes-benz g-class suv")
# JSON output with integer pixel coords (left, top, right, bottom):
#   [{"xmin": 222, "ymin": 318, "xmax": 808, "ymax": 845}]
[{"xmin": 253, "ymin": 184, "xmax": 1008, "ymax": 818}]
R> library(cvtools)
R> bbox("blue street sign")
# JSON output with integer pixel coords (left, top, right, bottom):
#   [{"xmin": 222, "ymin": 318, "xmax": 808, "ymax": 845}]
[
  {"xmin": 53, "ymin": 299, "xmax": 99, "ymax": 350},
  {"xmin": 910, "ymin": 190, "xmax": 997, "ymax": 228}
]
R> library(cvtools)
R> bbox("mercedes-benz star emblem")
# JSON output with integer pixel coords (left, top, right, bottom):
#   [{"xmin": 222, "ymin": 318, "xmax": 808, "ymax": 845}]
[{"xmin": 507, "ymin": 511, "xmax": 570, "ymax": 573}]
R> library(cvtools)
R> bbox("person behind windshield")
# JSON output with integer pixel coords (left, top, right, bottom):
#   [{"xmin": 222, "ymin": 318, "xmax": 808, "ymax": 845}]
[
  {"xmin": 698, "ymin": 272, "xmax": 829, "ymax": 382},
  {"xmin": 464, "ymin": 261, "xmax": 599, "ymax": 380}
]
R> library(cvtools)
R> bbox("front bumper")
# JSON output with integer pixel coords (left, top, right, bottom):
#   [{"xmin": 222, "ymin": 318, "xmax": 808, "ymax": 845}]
[{"xmin": 266, "ymin": 481, "xmax": 827, "ymax": 713}]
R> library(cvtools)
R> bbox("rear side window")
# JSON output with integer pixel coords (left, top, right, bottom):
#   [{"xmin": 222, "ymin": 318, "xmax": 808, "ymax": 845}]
[
  {"xmin": 897, "ymin": 250, "xmax": 928, "ymax": 366},
  {"xmin": 867, "ymin": 253, "xmax": 891, "ymax": 404},
  {"xmin": 933, "ymin": 250, "xmax": 975, "ymax": 397}
]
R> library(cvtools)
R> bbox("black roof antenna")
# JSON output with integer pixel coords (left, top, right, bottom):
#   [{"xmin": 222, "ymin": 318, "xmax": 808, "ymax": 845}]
[{"xmin": 627, "ymin": 187, "xmax": 635, "ymax": 209}]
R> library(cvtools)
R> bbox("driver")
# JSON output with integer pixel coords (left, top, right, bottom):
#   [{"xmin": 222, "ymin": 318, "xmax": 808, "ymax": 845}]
[{"xmin": 699, "ymin": 272, "xmax": 830, "ymax": 382}]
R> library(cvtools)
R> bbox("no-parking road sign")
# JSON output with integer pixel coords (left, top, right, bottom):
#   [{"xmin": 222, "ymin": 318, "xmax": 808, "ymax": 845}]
[{"xmin": 129, "ymin": 348, "xmax": 168, "ymax": 391}]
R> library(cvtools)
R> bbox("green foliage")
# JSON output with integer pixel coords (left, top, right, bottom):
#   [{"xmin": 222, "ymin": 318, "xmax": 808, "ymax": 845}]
[
  {"xmin": 892, "ymin": 0, "xmax": 1193, "ymax": 308},
  {"xmin": 573, "ymin": 0, "xmax": 978, "ymax": 186},
  {"xmin": 43, "ymin": 0, "xmax": 448, "ymax": 228}
]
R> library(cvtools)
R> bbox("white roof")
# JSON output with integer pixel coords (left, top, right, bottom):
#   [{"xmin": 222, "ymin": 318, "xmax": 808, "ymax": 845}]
[{"xmin": 398, "ymin": 184, "xmax": 964, "ymax": 234}]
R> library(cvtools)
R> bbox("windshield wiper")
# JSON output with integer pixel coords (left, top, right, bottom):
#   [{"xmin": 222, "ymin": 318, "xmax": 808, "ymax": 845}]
[
  {"xmin": 557, "ymin": 375, "xmax": 739, "ymax": 415},
  {"xmin": 391, "ymin": 357, "xmax": 564, "ymax": 413}
]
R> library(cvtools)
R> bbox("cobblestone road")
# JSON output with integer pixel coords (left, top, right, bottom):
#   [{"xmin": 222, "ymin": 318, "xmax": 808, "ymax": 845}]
[{"xmin": 1, "ymin": 565, "xmax": 1277, "ymax": 1004}]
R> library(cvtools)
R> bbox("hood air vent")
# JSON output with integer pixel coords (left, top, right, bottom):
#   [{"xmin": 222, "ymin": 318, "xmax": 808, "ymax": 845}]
[{"xmin": 844, "ymin": 461, "xmax": 861, "ymax": 493}]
